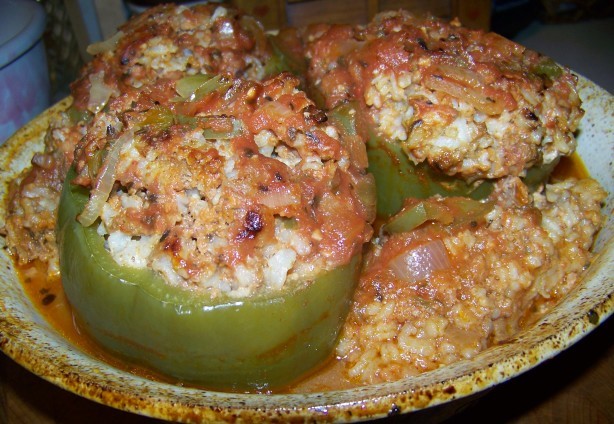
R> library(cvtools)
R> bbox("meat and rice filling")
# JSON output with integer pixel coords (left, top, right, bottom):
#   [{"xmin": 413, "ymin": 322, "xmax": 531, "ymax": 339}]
[
  {"xmin": 4, "ymin": 4, "xmax": 274, "ymax": 272},
  {"xmin": 71, "ymin": 3, "xmax": 270, "ymax": 111},
  {"xmin": 336, "ymin": 177, "xmax": 605, "ymax": 383},
  {"xmin": 304, "ymin": 10, "xmax": 583, "ymax": 181},
  {"xmin": 69, "ymin": 72, "xmax": 374, "ymax": 297}
]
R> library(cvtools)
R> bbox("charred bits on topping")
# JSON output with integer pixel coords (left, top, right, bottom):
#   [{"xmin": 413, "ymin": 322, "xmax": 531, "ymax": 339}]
[
  {"xmin": 120, "ymin": 45, "xmax": 138, "ymax": 66},
  {"xmin": 42, "ymin": 293, "xmax": 56, "ymax": 306},
  {"xmin": 304, "ymin": 105, "xmax": 327, "ymax": 124},
  {"xmin": 159, "ymin": 229, "xmax": 170, "ymax": 242},
  {"xmin": 410, "ymin": 119, "xmax": 423, "ymax": 130},
  {"xmin": 305, "ymin": 131, "xmax": 320, "ymax": 145},
  {"xmin": 287, "ymin": 127, "xmax": 297, "ymax": 140},
  {"xmin": 162, "ymin": 235, "xmax": 182, "ymax": 255},
  {"xmin": 523, "ymin": 108, "xmax": 539, "ymax": 121},
  {"xmin": 238, "ymin": 210, "xmax": 264, "ymax": 240}
]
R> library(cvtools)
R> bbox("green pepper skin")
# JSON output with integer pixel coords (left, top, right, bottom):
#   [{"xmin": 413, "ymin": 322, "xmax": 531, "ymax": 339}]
[
  {"xmin": 329, "ymin": 103, "xmax": 493, "ymax": 219},
  {"xmin": 383, "ymin": 197, "xmax": 494, "ymax": 235},
  {"xmin": 264, "ymin": 31, "xmax": 308, "ymax": 79},
  {"xmin": 384, "ymin": 201, "xmax": 453, "ymax": 234},
  {"xmin": 58, "ymin": 169, "xmax": 361, "ymax": 391},
  {"xmin": 366, "ymin": 135, "xmax": 494, "ymax": 218},
  {"xmin": 367, "ymin": 135, "xmax": 561, "ymax": 219},
  {"xmin": 523, "ymin": 157, "xmax": 560, "ymax": 192},
  {"xmin": 67, "ymin": 105, "xmax": 93, "ymax": 125},
  {"xmin": 532, "ymin": 57, "xmax": 563, "ymax": 80}
]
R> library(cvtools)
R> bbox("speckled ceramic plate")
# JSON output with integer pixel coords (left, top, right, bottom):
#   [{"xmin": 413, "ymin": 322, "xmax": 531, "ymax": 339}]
[{"xmin": 0, "ymin": 76, "xmax": 612, "ymax": 423}]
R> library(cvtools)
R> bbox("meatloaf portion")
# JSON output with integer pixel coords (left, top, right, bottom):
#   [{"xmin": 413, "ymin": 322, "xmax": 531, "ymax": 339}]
[{"xmin": 304, "ymin": 10, "xmax": 583, "ymax": 182}]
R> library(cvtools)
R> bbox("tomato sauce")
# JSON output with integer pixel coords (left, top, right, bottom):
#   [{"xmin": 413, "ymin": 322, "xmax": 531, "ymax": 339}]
[
  {"xmin": 551, "ymin": 152, "xmax": 589, "ymax": 181},
  {"xmin": 18, "ymin": 263, "xmax": 181, "ymax": 386}
]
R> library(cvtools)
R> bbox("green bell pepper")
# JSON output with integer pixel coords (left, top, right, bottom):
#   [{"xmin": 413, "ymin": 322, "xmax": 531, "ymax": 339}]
[
  {"xmin": 367, "ymin": 128, "xmax": 493, "ymax": 219},
  {"xmin": 329, "ymin": 84, "xmax": 555, "ymax": 219},
  {"xmin": 57, "ymin": 168, "xmax": 361, "ymax": 391},
  {"xmin": 327, "ymin": 102, "xmax": 494, "ymax": 219},
  {"xmin": 264, "ymin": 30, "xmax": 308, "ymax": 79},
  {"xmin": 532, "ymin": 57, "xmax": 563, "ymax": 80},
  {"xmin": 367, "ymin": 132, "xmax": 558, "ymax": 219},
  {"xmin": 383, "ymin": 197, "xmax": 494, "ymax": 234},
  {"xmin": 523, "ymin": 157, "xmax": 560, "ymax": 192},
  {"xmin": 67, "ymin": 105, "xmax": 93, "ymax": 125}
]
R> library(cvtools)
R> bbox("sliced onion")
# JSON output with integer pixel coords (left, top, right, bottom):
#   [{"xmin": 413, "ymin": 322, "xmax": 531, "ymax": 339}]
[
  {"xmin": 387, "ymin": 239, "xmax": 451, "ymax": 284},
  {"xmin": 175, "ymin": 74, "xmax": 232, "ymax": 102},
  {"xmin": 259, "ymin": 186, "xmax": 298, "ymax": 209},
  {"xmin": 77, "ymin": 131, "xmax": 133, "ymax": 227},
  {"xmin": 86, "ymin": 31, "xmax": 124, "ymax": 55},
  {"xmin": 433, "ymin": 64, "xmax": 483, "ymax": 88},
  {"xmin": 355, "ymin": 173, "xmax": 377, "ymax": 223},
  {"xmin": 423, "ymin": 64, "xmax": 517, "ymax": 115},
  {"xmin": 200, "ymin": 116, "xmax": 243, "ymax": 139},
  {"xmin": 87, "ymin": 72, "xmax": 115, "ymax": 114},
  {"xmin": 240, "ymin": 16, "xmax": 267, "ymax": 53},
  {"xmin": 423, "ymin": 74, "xmax": 502, "ymax": 116}
]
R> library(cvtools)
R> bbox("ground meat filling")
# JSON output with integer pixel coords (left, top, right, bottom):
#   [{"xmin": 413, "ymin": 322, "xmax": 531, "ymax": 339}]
[
  {"xmin": 4, "ymin": 4, "xmax": 274, "ymax": 272},
  {"xmin": 71, "ymin": 4, "xmax": 269, "ymax": 111},
  {"xmin": 304, "ymin": 10, "xmax": 583, "ymax": 181},
  {"xmin": 70, "ymin": 73, "xmax": 373, "ymax": 298},
  {"xmin": 4, "ymin": 113, "xmax": 86, "ymax": 273},
  {"xmin": 336, "ymin": 177, "xmax": 605, "ymax": 384}
]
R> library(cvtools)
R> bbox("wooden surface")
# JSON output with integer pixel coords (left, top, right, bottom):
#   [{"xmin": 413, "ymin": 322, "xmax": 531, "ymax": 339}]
[{"xmin": 1, "ymin": 316, "xmax": 612, "ymax": 423}]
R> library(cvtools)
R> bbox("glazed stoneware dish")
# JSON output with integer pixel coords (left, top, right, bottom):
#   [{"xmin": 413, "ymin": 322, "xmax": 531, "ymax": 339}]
[{"xmin": 0, "ymin": 75, "xmax": 612, "ymax": 421}]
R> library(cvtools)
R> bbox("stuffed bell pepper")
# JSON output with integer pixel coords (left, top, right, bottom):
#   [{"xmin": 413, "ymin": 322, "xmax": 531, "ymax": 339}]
[
  {"xmin": 5, "ymin": 3, "xmax": 282, "ymax": 275},
  {"xmin": 301, "ymin": 11, "xmax": 583, "ymax": 217},
  {"xmin": 57, "ymin": 72, "xmax": 375, "ymax": 391}
]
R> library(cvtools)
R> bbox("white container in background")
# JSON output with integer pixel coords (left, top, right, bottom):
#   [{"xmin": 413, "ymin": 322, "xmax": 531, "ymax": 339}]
[{"xmin": 0, "ymin": 0, "xmax": 48, "ymax": 144}]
